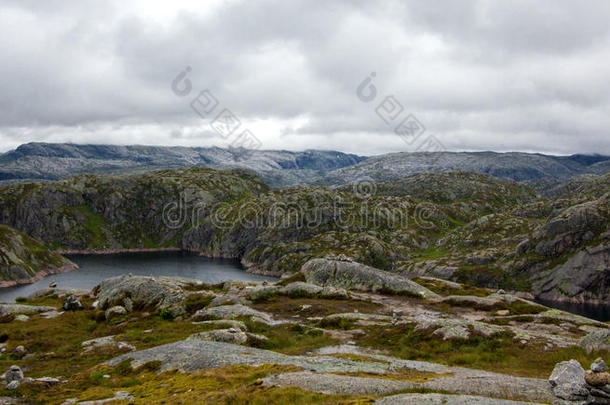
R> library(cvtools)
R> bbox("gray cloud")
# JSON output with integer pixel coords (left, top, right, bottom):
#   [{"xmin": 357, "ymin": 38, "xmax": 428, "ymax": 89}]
[{"xmin": 0, "ymin": 0, "xmax": 609, "ymax": 155}]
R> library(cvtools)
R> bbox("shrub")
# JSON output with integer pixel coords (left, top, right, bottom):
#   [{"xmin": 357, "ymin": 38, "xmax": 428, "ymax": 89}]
[
  {"xmin": 159, "ymin": 308, "xmax": 174, "ymax": 320},
  {"xmin": 15, "ymin": 297, "xmax": 27, "ymax": 303},
  {"xmin": 184, "ymin": 294, "xmax": 213, "ymax": 314}
]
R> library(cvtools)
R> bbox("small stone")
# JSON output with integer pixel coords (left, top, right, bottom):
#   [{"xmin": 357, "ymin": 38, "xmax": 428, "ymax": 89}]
[
  {"xmin": 13, "ymin": 346, "xmax": 26, "ymax": 357},
  {"xmin": 6, "ymin": 380, "xmax": 20, "ymax": 390},
  {"xmin": 5, "ymin": 365, "xmax": 24, "ymax": 384},
  {"xmin": 49, "ymin": 281, "xmax": 57, "ymax": 288},
  {"xmin": 496, "ymin": 289, "xmax": 506, "ymax": 294},
  {"xmin": 591, "ymin": 358, "xmax": 609, "ymax": 373},
  {"xmin": 105, "ymin": 306, "xmax": 127, "ymax": 320},
  {"xmin": 14, "ymin": 314, "xmax": 29, "ymax": 322},
  {"xmin": 103, "ymin": 374, "xmax": 111, "ymax": 379},
  {"xmin": 495, "ymin": 310, "xmax": 509, "ymax": 316},
  {"xmin": 62, "ymin": 295, "xmax": 83, "ymax": 311}
]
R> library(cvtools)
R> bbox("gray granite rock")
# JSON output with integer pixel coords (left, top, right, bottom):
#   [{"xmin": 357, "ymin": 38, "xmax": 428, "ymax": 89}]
[{"xmin": 301, "ymin": 257, "xmax": 438, "ymax": 298}]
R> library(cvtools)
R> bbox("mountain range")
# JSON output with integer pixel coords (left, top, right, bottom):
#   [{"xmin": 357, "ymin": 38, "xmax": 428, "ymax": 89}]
[{"xmin": 1, "ymin": 143, "xmax": 609, "ymax": 189}]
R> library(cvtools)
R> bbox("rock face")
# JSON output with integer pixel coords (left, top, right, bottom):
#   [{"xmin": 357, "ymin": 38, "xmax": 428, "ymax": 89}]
[
  {"xmin": 93, "ymin": 275, "xmax": 187, "ymax": 317},
  {"xmin": 0, "ymin": 167, "xmax": 268, "ymax": 251},
  {"xmin": 301, "ymin": 257, "xmax": 438, "ymax": 298},
  {"xmin": 0, "ymin": 224, "xmax": 76, "ymax": 285},
  {"xmin": 533, "ymin": 243, "xmax": 610, "ymax": 303}
]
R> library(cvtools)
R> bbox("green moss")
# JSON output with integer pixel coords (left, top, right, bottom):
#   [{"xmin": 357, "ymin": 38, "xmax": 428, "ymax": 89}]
[{"xmin": 183, "ymin": 293, "xmax": 214, "ymax": 314}]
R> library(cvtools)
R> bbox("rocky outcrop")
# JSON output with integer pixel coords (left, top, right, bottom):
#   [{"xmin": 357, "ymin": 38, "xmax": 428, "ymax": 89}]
[
  {"xmin": 191, "ymin": 304, "xmax": 273, "ymax": 324},
  {"xmin": 0, "ymin": 225, "xmax": 76, "ymax": 286},
  {"xmin": 93, "ymin": 275, "xmax": 187, "ymax": 318},
  {"xmin": 0, "ymin": 168, "xmax": 268, "ymax": 251},
  {"xmin": 301, "ymin": 257, "xmax": 438, "ymax": 298},
  {"xmin": 248, "ymin": 281, "xmax": 348, "ymax": 301},
  {"xmin": 533, "ymin": 243, "xmax": 610, "ymax": 304}
]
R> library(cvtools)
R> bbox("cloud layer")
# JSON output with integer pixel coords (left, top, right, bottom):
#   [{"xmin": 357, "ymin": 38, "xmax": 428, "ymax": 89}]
[{"xmin": 1, "ymin": 0, "xmax": 609, "ymax": 155}]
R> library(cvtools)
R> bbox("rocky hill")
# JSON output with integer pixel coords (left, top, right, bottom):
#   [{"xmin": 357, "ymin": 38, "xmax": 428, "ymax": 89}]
[
  {"xmin": 0, "ymin": 225, "xmax": 75, "ymax": 287},
  {"xmin": 0, "ymin": 167, "xmax": 607, "ymax": 304},
  {"xmin": 0, "ymin": 167, "xmax": 268, "ymax": 251}
]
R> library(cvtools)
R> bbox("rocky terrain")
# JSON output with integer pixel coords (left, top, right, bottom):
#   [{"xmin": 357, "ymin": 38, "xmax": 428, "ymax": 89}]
[
  {"xmin": 0, "ymin": 162, "xmax": 608, "ymax": 403},
  {"xmin": 0, "ymin": 270, "xmax": 609, "ymax": 403},
  {"xmin": 0, "ymin": 168, "xmax": 608, "ymax": 304},
  {"xmin": 1, "ymin": 143, "xmax": 608, "ymax": 189}
]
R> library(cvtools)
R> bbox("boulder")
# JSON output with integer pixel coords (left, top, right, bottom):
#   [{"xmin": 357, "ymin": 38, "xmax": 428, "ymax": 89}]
[
  {"xmin": 578, "ymin": 330, "xmax": 610, "ymax": 353},
  {"xmin": 14, "ymin": 315, "xmax": 29, "ymax": 322},
  {"xmin": 62, "ymin": 295, "xmax": 83, "ymax": 311},
  {"xmin": 4, "ymin": 365, "xmax": 23, "ymax": 383},
  {"xmin": 93, "ymin": 275, "xmax": 186, "ymax": 317},
  {"xmin": 549, "ymin": 360, "xmax": 590, "ymax": 401},
  {"xmin": 301, "ymin": 258, "xmax": 438, "ymax": 298}
]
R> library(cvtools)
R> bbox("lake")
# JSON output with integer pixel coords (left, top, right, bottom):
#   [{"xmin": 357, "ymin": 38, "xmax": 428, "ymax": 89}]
[
  {"xmin": 0, "ymin": 251, "xmax": 276, "ymax": 303},
  {"xmin": 535, "ymin": 298, "xmax": 610, "ymax": 322}
]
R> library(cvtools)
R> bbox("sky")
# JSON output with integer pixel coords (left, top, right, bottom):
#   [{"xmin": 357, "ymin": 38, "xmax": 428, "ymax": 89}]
[{"xmin": 1, "ymin": 0, "xmax": 610, "ymax": 156}]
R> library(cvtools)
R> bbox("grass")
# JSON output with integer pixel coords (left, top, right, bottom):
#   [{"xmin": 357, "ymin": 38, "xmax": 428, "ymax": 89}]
[
  {"xmin": 355, "ymin": 323, "xmax": 607, "ymax": 378},
  {"xmin": 245, "ymin": 321, "xmax": 337, "ymax": 355},
  {"xmin": 253, "ymin": 296, "xmax": 383, "ymax": 320}
]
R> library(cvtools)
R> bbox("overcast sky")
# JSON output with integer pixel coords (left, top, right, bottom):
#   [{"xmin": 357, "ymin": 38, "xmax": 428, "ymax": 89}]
[{"xmin": 1, "ymin": 0, "xmax": 610, "ymax": 156}]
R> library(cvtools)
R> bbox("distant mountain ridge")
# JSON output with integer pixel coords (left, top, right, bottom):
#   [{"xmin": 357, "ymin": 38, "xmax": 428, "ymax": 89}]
[{"xmin": 0, "ymin": 143, "xmax": 608, "ymax": 188}]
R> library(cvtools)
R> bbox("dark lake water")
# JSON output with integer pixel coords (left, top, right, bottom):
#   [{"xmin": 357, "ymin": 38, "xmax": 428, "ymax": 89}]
[
  {"xmin": 535, "ymin": 298, "xmax": 610, "ymax": 322},
  {"xmin": 0, "ymin": 252, "xmax": 275, "ymax": 303}
]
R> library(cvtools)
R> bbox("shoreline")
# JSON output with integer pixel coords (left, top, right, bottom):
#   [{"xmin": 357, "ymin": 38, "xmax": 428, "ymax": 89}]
[
  {"xmin": 0, "ymin": 263, "xmax": 79, "ymax": 289},
  {"xmin": 56, "ymin": 247, "xmax": 184, "ymax": 255}
]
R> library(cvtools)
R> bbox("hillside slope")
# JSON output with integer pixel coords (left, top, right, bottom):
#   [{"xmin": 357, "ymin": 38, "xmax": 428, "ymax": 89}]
[{"xmin": 0, "ymin": 224, "xmax": 75, "ymax": 286}]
